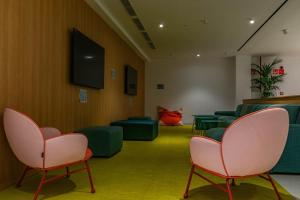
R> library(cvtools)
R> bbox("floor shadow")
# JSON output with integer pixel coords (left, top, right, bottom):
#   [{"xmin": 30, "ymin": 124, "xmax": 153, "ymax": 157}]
[
  {"xmin": 17, "ymin": 175, "xmax": 77, "ymax": 199},
  {"xmin": 183, "ymin": 183, "xmax": 293, "ymax": 200}
]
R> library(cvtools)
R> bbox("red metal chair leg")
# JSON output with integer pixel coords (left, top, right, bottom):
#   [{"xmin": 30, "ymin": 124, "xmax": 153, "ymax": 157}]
[
  {"xmin": 33, "ymin": 171, "xmax": 47, "ymax": 200},
  {"xmin": 66, "ymin": 167, "xmax": 70, "ymax": 178},
  {"xmin": 84, "ymin": 161, "xmax": 95, "ymax": 193},
  {"xmin": 16, "ymin": 166, "xmax": 31, "ymax": 188},
  {"xmin": 226, "ymin": 178, "xmax": 234, "ymax": 200},
  {"xmin": 183, "ymin": 165, "xmax": 195, "ymax": 199},
  {"xmin": 267, "ymin": 174, "xmax": 282, "ymax": 200}
]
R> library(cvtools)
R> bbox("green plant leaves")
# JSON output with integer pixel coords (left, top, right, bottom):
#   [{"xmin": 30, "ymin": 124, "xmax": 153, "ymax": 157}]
[{"xmin": 251, "ymin": 58, "xmax": 286, "ymax": 98}]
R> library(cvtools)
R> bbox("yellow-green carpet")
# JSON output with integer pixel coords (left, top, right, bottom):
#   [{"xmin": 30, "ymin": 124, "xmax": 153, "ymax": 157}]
[{"xmin": 0, "ymin": 125, "xmax": 294, "ymax": 200}]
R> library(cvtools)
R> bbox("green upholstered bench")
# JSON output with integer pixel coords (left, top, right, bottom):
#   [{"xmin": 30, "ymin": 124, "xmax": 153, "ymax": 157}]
[
  {"xmin": 77, "ymin": 126, "xmax": 123, "ymax": 157},
  {"xmin": 110, "ymin": 120, "xmax": 158, "ymax": 141}
]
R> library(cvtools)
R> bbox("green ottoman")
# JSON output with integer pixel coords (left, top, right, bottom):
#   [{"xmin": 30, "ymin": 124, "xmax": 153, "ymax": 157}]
[
  {"xmin": 110, "ymin": 120, "xmax": 158, "ymax": 141},
  {"xmin": 77, "ymin": 126, "xmax": 123, "ymax": 157}
]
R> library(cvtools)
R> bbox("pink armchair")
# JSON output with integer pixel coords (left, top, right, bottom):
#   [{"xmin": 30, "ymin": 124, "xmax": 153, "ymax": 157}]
[
  {"xmin": 3, "ymin": 108, "xmax": 95, "ymax": 200},
  {"xmin": 184, "ymin": 108, "xmax": 289, "ymax": 200}
]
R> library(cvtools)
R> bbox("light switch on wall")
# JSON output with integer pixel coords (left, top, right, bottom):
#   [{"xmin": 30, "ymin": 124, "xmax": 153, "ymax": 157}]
[{"xmin": 79, "ymin": 89, "xmax": 88, "ymax": 103}]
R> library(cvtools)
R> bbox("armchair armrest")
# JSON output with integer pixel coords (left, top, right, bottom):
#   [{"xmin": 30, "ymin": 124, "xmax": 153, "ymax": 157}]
[
  {"xmin": 40, "ymin": 127, "xmax": 62, "ymax": 139},
  {"xmin": 214, "ymin": 111, "xmax": 236, "ymax": 116},
  {"xmin": 190, "ymin": 137, "xmax": 226, "ymax": 175},
  {"xmin": 44, "ymin": 133, "xmax": 88, "ymax": 168}
]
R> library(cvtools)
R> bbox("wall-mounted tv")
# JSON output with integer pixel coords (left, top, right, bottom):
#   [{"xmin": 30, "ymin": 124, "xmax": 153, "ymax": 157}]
[
  {"xmin": 125, "ymin": 65, "xmax": 138, "ymax": 96},
  {"xmin": 71, "ymin": 28, "xmax": 105, "ymax": 89}
]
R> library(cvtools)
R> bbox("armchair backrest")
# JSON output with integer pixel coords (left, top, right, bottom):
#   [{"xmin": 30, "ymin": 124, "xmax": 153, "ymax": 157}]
[
  {"xmin": 3, "ymin": 108, "xmax": 44, "ymax": 168},
  {"xmin": 221, "ymin": 108, "xmax": 289, "ymax": 177}
]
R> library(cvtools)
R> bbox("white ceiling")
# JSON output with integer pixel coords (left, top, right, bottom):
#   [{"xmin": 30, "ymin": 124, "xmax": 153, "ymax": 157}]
[
  {"xmin": 240, "ymin": 0, "xmax": 300, "ymax": 56},
  {"xmin": 86, "ymin": 0, "xmax": 300, "ymax": 61}
]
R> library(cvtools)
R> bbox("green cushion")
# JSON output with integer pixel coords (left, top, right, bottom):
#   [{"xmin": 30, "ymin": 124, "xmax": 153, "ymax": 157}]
[
  {"xmin": 239, "ymin": 104, "xmax": 271, "ymax": 117},
  {"xmin": 239, "ymin": 104, "xmax": 250, "ymax": 116},
  {"xmin": 270, "ymin": 104, "xmax": 300, "ymax": 124},
  {"xmin": 110, "ymin": 120, "xmax": 159, "ymax": 141},
  {"xmin": 296, "ymin": 112, "xmax": 300, "ymax": 124},
  {"xmin": 199, "ymin": 119, "xmax": 224, "ymax": 130},
  {"xmin": 235, "ymin": 104, "xmax": 243, "ymax": 117},
  {"xmin": 214, "ymin": 111, "xmax": 236, "ymax": 116},
  {"xmin": 206, "ymin": 128, "xmax": 225, "ymax": 142},
  {"xmin": 77, "ymin": 126, "xmax": 123, "ymax": 157},
  {"xmin": 252, "ymin": 104, "xmax": 271, "ymax": 112},
  {"xmin": 272, "ymin": 124, "xmax": 300, "ymax": 173},
  {"xmin": 218, "ymin": 116, "xmax": 236, "ymax": 127},
  {"xmin": 194, "ymin": 116, "xmax": 219, "ymax": 130}
]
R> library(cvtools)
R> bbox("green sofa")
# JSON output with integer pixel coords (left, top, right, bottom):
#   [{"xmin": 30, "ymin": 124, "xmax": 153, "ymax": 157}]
[
  {"xmin": 204, "ymin": 104, "xmax": 300, "ymax": 174},
  {"xmin": 110, "ymin": 119, "xmax": 159, "ymax": 141},
  {"xmin": 77, "ymin": 126, "xmax": 123, "ymax": 157}
]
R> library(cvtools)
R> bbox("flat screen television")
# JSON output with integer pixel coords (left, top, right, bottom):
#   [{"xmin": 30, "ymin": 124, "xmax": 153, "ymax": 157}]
[
  {"xmin": 71, "ymin": 28, "xmax": 105, "ymax": 89},
  {"xmin": 125, "ymin": 65, "xmax": 137, "ymax": 96}
]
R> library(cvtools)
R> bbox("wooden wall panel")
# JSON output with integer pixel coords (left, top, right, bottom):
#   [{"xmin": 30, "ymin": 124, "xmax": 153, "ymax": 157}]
[{"xmin": 0, "ymin": 0, "xmax": 145, "ymax": 189}]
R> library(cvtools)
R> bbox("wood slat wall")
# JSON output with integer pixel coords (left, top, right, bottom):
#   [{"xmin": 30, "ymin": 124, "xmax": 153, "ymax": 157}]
[
  {"xmin": 0, "ymin": 0, "xmax": 145, "ymax": 189},
  {"xmin": 243, "ymin": 95, "xmax": 300, "ymax": 104}
]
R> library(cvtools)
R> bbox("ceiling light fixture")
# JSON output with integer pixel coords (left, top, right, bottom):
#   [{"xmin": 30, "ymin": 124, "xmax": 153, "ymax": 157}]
[
  {"xmin": 158, "ymin": 23, "xmax": 164, "ymax": 28},
  {"xmin": 249, "ymin": 19, "xmax": 255, "ymax": 24},
  {"xmin": 196, "ymin": 54, "xmax": 201, "ymax": 57},
  {"xmin": 282, "ymin": 29, "xmax": 288, "ymax": 35}
]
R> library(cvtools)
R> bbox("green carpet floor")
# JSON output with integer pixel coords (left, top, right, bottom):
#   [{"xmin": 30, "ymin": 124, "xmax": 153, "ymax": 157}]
[{"xmin": 0, "ymin": 125, "xmax": 294, "ymax": 200}]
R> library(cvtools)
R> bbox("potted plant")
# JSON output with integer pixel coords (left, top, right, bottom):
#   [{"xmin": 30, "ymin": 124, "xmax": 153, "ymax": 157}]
[{"xmin": 251, "ymin": 58, "xmax": 286, "ymax": 98}]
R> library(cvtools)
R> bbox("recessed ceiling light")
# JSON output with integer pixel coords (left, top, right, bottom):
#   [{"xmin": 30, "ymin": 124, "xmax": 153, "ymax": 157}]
[
  {"xmin": 158, "ymin": 23, "xmax": 164, "ymax": 28},
  {"xmin": 249, "ymin": 19, "xmax": 255, "ymax": 24},
  {"xmin": 196, "ymin": 54, "xmax": 201, "ymax": 57},
  {"xmin": 282, "ymin": 29, "xmax": 288, "ymax": 35}
]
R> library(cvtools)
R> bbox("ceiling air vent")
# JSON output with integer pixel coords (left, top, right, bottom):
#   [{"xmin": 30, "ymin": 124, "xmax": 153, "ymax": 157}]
[
  {"xmin": 142, "ymin": 32, "xmax": 151, "ymax": 42},
  {"xmin": 148, "ymin": 42, "xmax": 156, "ymax": 49},
  {"xmin": 132, "ymin": 18, "xmax": 145, "ymax": 31},
  {"xmin": 120, "ymin": 0, "xmax": 156, "ymax": 50},
  {"xmin": 120, "ymin": 0, "xmax": 137, "ymax": 17}
]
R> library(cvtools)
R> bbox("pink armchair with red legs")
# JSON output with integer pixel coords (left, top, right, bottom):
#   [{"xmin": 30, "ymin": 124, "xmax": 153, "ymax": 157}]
[
  {"xmin": 184, "ymin": 108, "xmax": 289, "ymax": 200},
  {"xmin": 3, "ymin": 108, "xmax": 95, "ymax": 200}
]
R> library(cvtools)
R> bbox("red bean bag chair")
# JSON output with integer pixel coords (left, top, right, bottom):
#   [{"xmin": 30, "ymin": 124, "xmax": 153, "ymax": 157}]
[{"xmin": 158, "ymin": 106, "xmax": 183, "ymax": 126}]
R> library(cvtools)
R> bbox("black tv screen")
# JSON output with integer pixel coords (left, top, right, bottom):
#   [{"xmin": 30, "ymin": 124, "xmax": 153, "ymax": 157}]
[
  {"xmin": 71, "ymin": 28, "xmax": 105, "ymax": 89},
  {"xmin": 125, "ymin": 65, "xmax": 137, "ymax": 96}
]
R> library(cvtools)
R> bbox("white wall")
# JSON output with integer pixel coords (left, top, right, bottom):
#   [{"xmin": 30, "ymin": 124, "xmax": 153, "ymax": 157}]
[
  {"xmin": 145, "ymin": 57, "xmax": 235, "ymax": 124},
  {"xmin": 235, "ymin": 55, "xmax": 252, "ymax": 105},
  {"xmin": 252, "ymin": 55, "xmax": 300, "ymax": 97}
]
